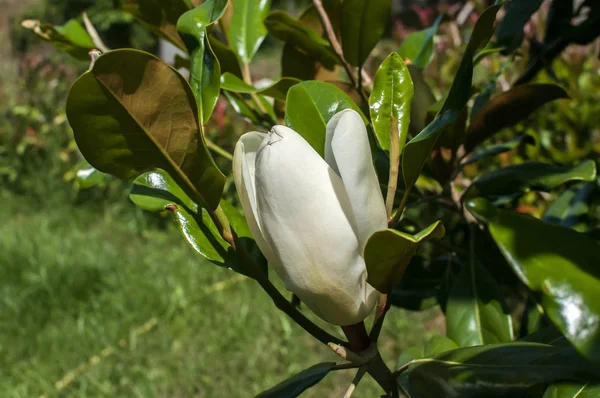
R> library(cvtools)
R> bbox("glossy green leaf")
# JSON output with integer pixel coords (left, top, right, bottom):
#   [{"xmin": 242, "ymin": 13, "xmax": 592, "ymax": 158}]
[
  {"xmin": 396, "ymin": 335, "xmax": 457, "ymax": 369},
  {"xmin": 129, "ymin": 170, "xmax": 255, "ymax": 277},
  {"xmin": 543, "ymin": 183, "xmax": 597, "ymax": 232},
  {"xmin": 121, "ymin": 0, "xmax": 191, "ymax": 50},
  {"xmin": 226, "ymin": 0, "xmax": 272, "ymax": 63},
  {"xmin": 399, "ymin": 342, "xmax": 600, "ymax": 398},
  {"xmin": 265, "ymin": 11, "xmax": 338, "ymax": 69},
  {"xmin": 396, "ymin": 346, "xmax": 424, "ymax": 369},
  {"xmin": 460, "ymin": 134, "xmax": 535, "ymax": 167},
  {"xmin": 177, "ymin": 0, "xmax": 228, "ymax": 124},
  {"xmin": 466, "ymin": 198, "xmax": 600, "ymax": 361},
  {"xmin": 369, "ymin": 52, "xmax": 414, "ymax": 153},
  {"xmin": 465, "ymin": 84, "xmax": 568, "ymax": 152},
  {"xmin": 208, "ymin": 33, "xmax": 243, "ymax": 79},
  {"xmin": 543, "ymin": 382, "xmax": 600, "ymax": 398},
  {"xmin": 496, "ymin": 0, "xmax": 544, "ymax": 54},
  {"xmin": 222, "ymin": 91, "xmax": 261, "ymax": 125},
  {"xmin": 66, "ymin": 49, "xmax": 225, "ymax": 210},
  {"xmin": 341, "ymin": 0, "xmax": 392, "ymax": 67},
  {"xmin": 284, "ymin": 81, "xmax": 366, "ymax": 156},
  {"xmin": 21, "ymin": 19, "xmax": 94, "ymax": 60},
  {"xmin": 364, "ymin": 222, "xmax": 445, "ymax": 293},
  {"xmin": 397, "ymin": 14, "xmax": 442, "ymax": 69},
  {"xmin": 402, "ymin": 4, "xmax": 504, "ymax": 189},
  {"xmin": 464, "ymin": 160, "xmax": 597, "ymax": 200},
  {"xmin": 255, "ymin": 362, "xmax": 335, "ymax": 398},
  {"xmin": 76, "ymin": 166, "xmax": 105, "ymax": 189},
  {"xmin": 220, "ymin": 72, "xmax": 300, "ymax": 102},
  {"xmin": 446, "ymin": 260, "xmax": 513, "ymax": 347}
]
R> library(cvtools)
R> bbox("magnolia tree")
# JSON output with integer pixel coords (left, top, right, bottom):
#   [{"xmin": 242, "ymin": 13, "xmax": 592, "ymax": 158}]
[{"xmin": 22, "ymin": 0, "xmax": 600, "ymax": 396}]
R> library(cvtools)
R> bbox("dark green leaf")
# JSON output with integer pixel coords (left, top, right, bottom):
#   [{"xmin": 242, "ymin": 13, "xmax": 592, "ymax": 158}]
[
  {"xmin": 401, "ymin": 4, "xmax": 504, "ymax": 189},
  {"xmin": 208, "ymin": 33, "xmax": 243, "ymax": 79},
  {"xmin": 226, "ymin": 0, "xmax": 272, "ymax": 63},
  {"xmin": 121, "ymin": 0, "xmax": 191, "ymax": 50},
  {"xmin": 369, "ymin": 52, "xmax": 414, "ymax": 153},
  {"xmin": 543, "ymin": 183, "xmax": 597, "ymax": 232},
  {"xmin": 466, "ymin": 198, "xmax": 600, "ymax": 361},
  {"xmin": 364, "ymin": 222, "xmax": 445, "ymax": 293},
  {"xmin": 407, "ymin": 64, "xmax": 436, "ymax": 135},
  {"xmin": 446, "ymin": 260, "xmax": 513, "ymax": 347},
  {"xmin": 255, "ymin": 362, "xmax": 335, "ymax": 398},
  {"xmin": 460, "ymin": 134, "xmax": 535, "ymax": 167},
  {"xmin": 398, "ymin": 14, "xmax": 442, "ymax": 69},
  {"xmin": 389, "ymin": 256, "xmax": 445, "ymax": 311},
  {"xmin": 465, "ymin": 84, "xmax": 568, "ymax": 152},
  {"xmin": 177, "ymin": 0, "xmax": 227, "ymax": 124},
  {"xmin": 470, "ymin": 58, "xmax": 512, "ymax": 120},
  {"xmin": 220, "ymin": 72, "xmax": 300, "ymax": 102},
  {"xmin": 265, "ymin": 10, "xmax": 338, "ymax": 69},
  {"xmin": 399, "ymin": 342, "xmax": 600, "ymax": 398},
  {"xmin": 543, "ymin": 382, "xmax": 600, "ymax": 398},
  {"xmin": 21, "ymin": 19, "xmax": 94, "ymax": 60},
  {"xmin": 496, "ymin": 0, "xmax": 544, "ymax": 54},
  {"xmin": 284, "ymin": 81, "xmax": 366, "ymax": 156},
  {"xmin": 341, "ymin": 0, "xmax": 392, "ymax": 67},
  {"xmin": 464, "ymin": 160, "xmax": 597, "ymax": 200},
  {"xmin": 66, "ymin": 49, "xmax": 225, "ymax": 210}
]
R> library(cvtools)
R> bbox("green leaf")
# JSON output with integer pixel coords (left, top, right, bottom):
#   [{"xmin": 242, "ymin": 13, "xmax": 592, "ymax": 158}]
[
  {"xmin": 341, "ymin": 0, "xmax": 392, "ymax": 67},
  {"xmin": 460, "ymin": 134, "xmax": 535, "ymax": 167},
  {"xmin": 398, "ymin": 14, "xmax": 442, "ymax": 69},
  {"xmin": 446, "ymin": 260, "xmax": 513, "ymax": 347},
  {"xmin": 543, "ymin": 183, "xmax": 597, "ymax": 232},
  {"xmin": 464, "ymin": 160, "xmax": 597, "ymax": 200},
  {"xmin": 220, "ymin": 72, "xmax": 300, "ymax": 102},
  {"xmin": 222, "ymin": 91, "xmax": 261, "ymax": 125},
  {"xmin": 407, "ymin": 64, "xmax": 436, "ymax": 135},
  {"xmin": 208, "ymin": 33, "xmax": 243, "ymax": 79},
  {"xmin": 399, "ymin": 342, "xmax": 600, "ymax": 398},
  {"xmin": 76, "ymin": 166, "xmax": 105, "ymax": 189},
  {"xmin": 177, "ymin": 0, "xmax": 228, "ymax": 124},
  {"xmin": 396, "ymin": 335, "xmax": 458, "ymax": 369},
  {"xmin": 66, "ymin": 49, "xmax": 225, "ymax": 210},
  {"xmin": 255, "ymin": 362, "xmax": 335, "ymax": 398},
  {"xmin": 369, "ymin": 52, "xmax": 414, "ymax": 153},
  {"xmin": 389, "ymin": 256, "xmax": 444, "ymax": 311},
  {"xmin": 21, "ymin": 19, "xmax": 94, "ymax": 60},
  {"xmin": 364, "ymin": 222, "xmax": 445, "ymax": 293},
  {"xmin": 284, "ymin": 81, "xmax": 366, "ymax": 156},
  {"xmin": 401, "ymin": 3, "xmax": 504, "ymax": 189},
  {"xmin": 121, "ymin": 0, "xmax": 191, "ymax": 51},
  {"xmin": 465, "ymin": 84, "xmax": 569, "ymax": 152},
  {"xmin": 543, "ymin": 382, "xmax": 600, "ymax": 398},
  {"xmin": 265, "ymin": 10, "xmax": 338, "ymax": 69},
  {"xmin": 226, "ymin": 0, "xmax": 272, "ymax": 63},
  {"xmin": 396, "ymin": 346, "xmax": 424, "ymax": 369},
  {"xmin": 466, "ymin": 198, "xmax": 600, "ymax": 361},
  {"xmin": 496, "ymin": 0, "xmax": 544, "ymax": 54}
]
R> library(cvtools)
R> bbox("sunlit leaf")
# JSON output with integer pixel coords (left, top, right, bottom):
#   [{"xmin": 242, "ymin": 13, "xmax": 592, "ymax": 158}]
[
  {"xmin": 21, "ymin": 19, "xmax": 94, "ymax": 60},
  {"xmin": 220, "ymin": 72, "xmax": 300, "ymax": 101},
  {"xmin": 226, "ymin": 0, "xmax": 272, "ymax": 63},
  {"xmin": 543, "ymin": 183, "xmax": 597, "ymax": 232},
  {"xmin": 398, "ymin": 14, "xmax": 442, "ymax": 69}
]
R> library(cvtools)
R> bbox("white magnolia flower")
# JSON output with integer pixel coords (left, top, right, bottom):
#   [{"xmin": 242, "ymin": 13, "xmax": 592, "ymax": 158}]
[{"xmin": 233, "ymin": 109, "xmax": 387, "ymax": 326}]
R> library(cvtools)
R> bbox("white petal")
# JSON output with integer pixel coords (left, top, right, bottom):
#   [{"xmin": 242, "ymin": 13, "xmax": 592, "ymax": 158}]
[
  {"xmin": 233, "ymin": 132, "xmax": 283, "ymax": 274},
  {"xmin": 255, "ymin": 125, "xmax": 378, "ymax": 326},
  {"xmin": 325, "ymin": 109, "xmax": 387, "ymax": 251}
]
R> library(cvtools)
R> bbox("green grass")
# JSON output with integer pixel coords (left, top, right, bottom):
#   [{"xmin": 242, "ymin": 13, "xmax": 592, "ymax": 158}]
[{"xmin": 0, "ymin": 191, "xmax": 443, "ymax": 397}]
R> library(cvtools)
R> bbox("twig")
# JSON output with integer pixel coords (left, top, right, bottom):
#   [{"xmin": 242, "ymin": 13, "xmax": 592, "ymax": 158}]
[
  {"xmin": 82, "ymin": 12, "xmax": 109, "ymax": 53},
  {"xmin": 344, "ymin": 366, "xmax": 367, "ymax": 398},
  {"xmin": 385, "ymin": 116, "xmax": 400, "ymax": 217},
  {"xmin": 241, "ymin": 62, "xmax": 269, "ymax": 116},
  {"xmin": 388, "ymin": 189, "xmax": 410, "ymax": 228}
]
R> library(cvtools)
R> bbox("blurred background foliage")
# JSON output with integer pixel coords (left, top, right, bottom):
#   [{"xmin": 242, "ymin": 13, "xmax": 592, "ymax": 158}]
[{"xmin": 1, "ymin": 0, "xmax": 599, "ymax": 396}]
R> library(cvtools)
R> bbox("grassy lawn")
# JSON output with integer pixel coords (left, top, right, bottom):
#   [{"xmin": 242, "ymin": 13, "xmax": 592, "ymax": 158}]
[{"xmin": 0, "ymin": 191, "xmax": 443, "ymax": 397}]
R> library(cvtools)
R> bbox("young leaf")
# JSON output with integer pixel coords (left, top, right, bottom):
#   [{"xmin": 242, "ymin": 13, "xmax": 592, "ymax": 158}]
[
  {"xmin": 340, "ymin": 0, "xmax": 392, "ymax": 67},
  {"xmin": 21, "ymin": 19, "xmax": 94, "ymax": 60},
  {"xmin": 226, "ymin": 0, "xmax": 272, "ymax": 63},
  {"xmin": 465, "ymin": 84, "xmax": 568, "ymax": 152},
  {"xmin": 466, "ymin": 198, "xmax": 600, "ymax": 361},
  {"xmin": 285, "ymin": 81, "xmax": 366, "ymax": 156},
  {"xmin": 464, "ymin": 160, "xmax": 597, "ymax": 200},
  {"xmin": 398, "ymin": 14, "xmax": 443, "ymax": 69},
  {"xmin": 446, "ymin": 260, "xmax": 513, "ymax": 347},
  {"xmin": 121, "ymin": 0, "xmax": 191, "ymax": 50},
  {"xmin": 401, "ymin": 3, "xmax": 504, "ymax": 189},
  {"xmin": 369, "ymin": 52, "xmax": 414, "ymax": 154},
  {"xmin": 220, "ymin": 72, "xmax": 300, "ymax": 101},
  {"xmin": 543, "ymin": 183, "xmax": 597, "ymax": 232},
  {"xmin": 66, "ymin": 49, "xmax": 225, "ymax": 210},
  {"xmin": 255, "ymin": 362, "xmax": 336, "ymax": 398},
  {"xmin": 177, "ymin": 0, "xmax": 228, "ymax": 124},
  {"xmin": 265, "ymin": 11, "xmax": 339, "ymax": 69},
  {"xmin": 364, "ymin": 221, "xmax": 445, "ymax": 293},
  {"xmin": 398, "ymin": 342, "xmax": 600, "ymax": 398}
]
